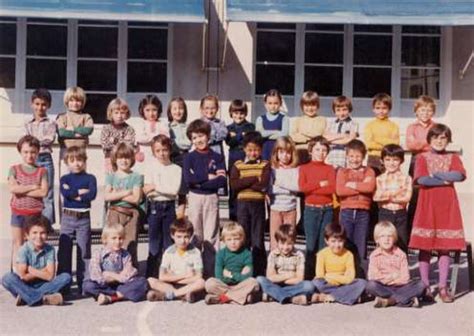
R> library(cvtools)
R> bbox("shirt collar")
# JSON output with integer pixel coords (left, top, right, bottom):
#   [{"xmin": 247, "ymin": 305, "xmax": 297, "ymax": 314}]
[
  {"xmin": 274, "ymin": 248, "xmax": 297, "ymax": 257},
  {"xmin": 416, "ymin": 119, "xmax": 434, "ymax": 128},
  {"xmin": 336, "ymin": 116, "xmax": 352, "ymax": 123},
  {"xmin": 372, "ymin": 246, "xmax": 403, "ymax": 257},
  {"xmin": 244, "ymin": 157, "xmax": 261, "ymax": 164},
  {"xmin": 28, "ymin": 116, "xmax": 49, "ymax": 123},
  {"xmin": 26, "ymin": 241, "xmax": 46, "ymax": 255}
]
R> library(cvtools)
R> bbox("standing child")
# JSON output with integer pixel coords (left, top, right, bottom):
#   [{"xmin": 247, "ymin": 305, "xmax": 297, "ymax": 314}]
[
  {"xmin": 257, "ymin": 224, "xmax": 314, "ymax": 305},
  {"xmin": 311, "ymin": 223, "xmax": 366, "ymax": 305},
  {"xmin": 143, "ymin": 135, "xmax": 182, "ymax": 278},
  {"xmin": 200, "ymin": 94, "xmax": 228, "ymax": 156},
  {"xmin": 409, "ymin": 124, "xmax": 466, "ymax": 303},
  {"xmin": 367, "ymin": 221, "xmax": 425, "ymax": 308},
  {"xmin": 204, "ymin": 222, "xmax": 260, "ymax": 305},
  {"xmin": 324, "ymin": 96, "xmax": 358, "ymax": 169},
  {"xmin": 147, "ymin": 219, "xmax": 205, "ymax": 303},
  {"xmin": 225, "ymin": 99, "xmax": 255, "ymax": 221},
  {"xmin": 373, "ymin": 144, "xmax": 412, "ymax": 253},
  {"xmin": 57, "ymin": 146, "xmax": 97, "ymax": 293},
  {"xmin": 83, "ymin": 224, "xmax": 148, "ymax": 305},
  {"xmin": 256, "ymin": 89, "xmax": 290, "ymax": 161},
  {"xmin": 104, "ymin": 143, "xmax": 143, "ymax": 267},
  {"xmin": 24, "ymin": 88, "xmax": 57, "ymax": 229},
  {"xmin": 298, "ymin": 136, "xmax": 336, "ymax": 279},
  {"xmin": 2, "ymin": 216, "xmax": 71, "ymax": 306},
  {"xmin": 8, "ymin": 135, "xmax": 48, "ymax": 268},
  {"xmin": 230, "ymin": 131, "xmax": 271, "ymax": 276}
]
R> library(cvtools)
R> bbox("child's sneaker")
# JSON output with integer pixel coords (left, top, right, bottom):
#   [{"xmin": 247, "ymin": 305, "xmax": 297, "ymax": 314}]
[
  {"xmin": 97, "ymin": 293, "xmax": 112, "ymax": 305},
  {"xmin": 262, "ymin": 293, "xmax": 271, "ymax": 302},
  {"xmin": 15, "ymin": 295, "xmax": 25, "ymax": 306},
  {"xmin": 373, "ymin": 297, "xmax": 396, "ymax": 308},
  {"xmin": 291, "ymin": 295, "xmax": 308, "ymax": 306},
  {"xmin": 438, "ymin": 287, "xmax": 454, "ymax": 303},
  {"xmin": 421, "ymin": 288, "xmax": 435, "ymax": 303},
  {"xmin": 184, "ymin": 292, "xmax": 197, "ymax": 304},
  {"xmin": 411, "ymin": 297, "xmax": 421, "ymax": 308},
  {"xmin": 311, "ymin": 293, "xmax": 335, "ymax": 304},
  {"xmin": 42, "ymin": 293, "xmax": 64, "ymax": 306},
  {"xmin": 146, "ymin": 290, "xmax": 165, "ymax": 302},
  {"xmin": 204, "ymin": 294, "xmax": 220, "ymax": 305}
]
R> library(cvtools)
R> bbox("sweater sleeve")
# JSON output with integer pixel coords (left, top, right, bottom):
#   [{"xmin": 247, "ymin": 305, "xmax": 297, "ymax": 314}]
[
  {"xmin": 433, "ymin": 171, "xmax": 465, "ymax": 182},
  {"xmin": 232, "ymin": 250, "xmax": 253, "ymax": 283},
  {"xmin": 298, "ymin": 166, "xmax": 320, "ymax": 194},
  {"xmin": 315, "ymin": 251, "xmax": 325, "ymax": 279},
  {"xmin": 230, "ymin": 164, "xmax": 258, "ymax": 193},
  {"xmin": 326, "ymin": 252, "xmax": 355, "ymax": 286},
  {"xmin": 355, "ymin": 168, "xmax": 376, "ymax": 194},
  {"xmin": 336, "ymin": 169, "xmax": 359, "ymax": 197},
  {"xmin": 250, "ymin": 162, "xmax": 271, "ymax": 192},
  {"xmin": 80, "ymin": 175, "xmax": 98, "ymax": 203},
  {"xmin": 183, "ymin": 154, "xmax": 208, "ymax": 186},
  {"xmin": 314, "ymin": 166, "xmax": 336, "ymax": 196},
  {"xmin": 60, "ymin": 175, "xmax": 78, "ymax": 199}
]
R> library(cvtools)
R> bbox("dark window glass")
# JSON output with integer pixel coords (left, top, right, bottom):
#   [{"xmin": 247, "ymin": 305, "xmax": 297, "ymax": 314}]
[
  {"xmin": 78, "ymin": 27, "xmax": 117, "ymax": 58},
  {"xmin": 86, "ymin": 94, "xmax": 117, "ymax": 124},
  {"xmin": 402, "ymin": 36, "xmax": 440, "ymax": 66},
  {"xmin": 0, "ymin": 23, "xmax": 16, "ymax": 55},
  {"xmin": 77, "ymin": 61, "xmax": 117, "ymax": 91},
  {"xmin": 26, "ymin": 59, "xmax": 66, "ymax": 89},
  {"xmin": 354, "ymin": 35, "xmax": 392, "ymax": 65},
  {"xmin": 401, "ymin": 68, "xmax": 440, "ymax": 99},
  {"xmin": 257, "ymin": 31, "xmax": 295, "ymax": 63},
  {"xmin": 304, "ymin": 66, "xmax": 343, "ymax": 97},
  {"xmin": 255, "ymin": 64, "xmax": 294, "ymax": 95},
  {"xmin": 128, "ymin": 28, "xmax": 167, "ymax": 59},
  {"xmin": 27, "ymin": 25, "xmax": 67, "ymax": 56},
  {"xmin": 306, "ymin": 24, "xmax": 344, "ymax": 31},
  {"xmin": 127, "ymin": 62, "xmax": 167, "ymax": 92},
  {"xmin": 353, "ymin": 68, "xmax": 391, "ymax": 97},
  {"xmin": 354, "ymin": 25, "xmax": 392, "ymax": 33},
  {"xmin": 305, "ymin": 33, "xmax": 343, "ymax": 64},
  {"xmin": 78, "ymin": 20, "xmax": 118, "ymax": 25},
  {"xmin": 257, "ymin": 23, "xmax": 295, "ymax": 30},
  {"xmin": 0, "ymin": 58, "xmax": 15, "ymax": 88},
  {"xmin": 27, "ymin": 18, "xmax": 67, "ymax": 24},
  {"xmin": 0, "ymin": 17, "xmax": 16, "ymax": 22},
  {"xmin": 402, "ymin": 26, "xmax": 441, "ymax": 34},
  {"xmin": 128, "ymin": 21, "xmax": 167, "ymax": 27}
]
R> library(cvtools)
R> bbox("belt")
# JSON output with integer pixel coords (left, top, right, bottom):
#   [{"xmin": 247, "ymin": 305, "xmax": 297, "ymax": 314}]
[
  {"xmin": 63, "ymin": 208, "xmax": 90, "ymax": 219},
  {"xmin": 305, "ymin": 203, "xmax": 332, "ymax": 208}
]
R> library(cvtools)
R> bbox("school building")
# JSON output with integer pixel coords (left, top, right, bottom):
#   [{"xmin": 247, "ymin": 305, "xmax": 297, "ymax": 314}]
[{"xmin": 0, "ymin": 1, "xmax": 473, "ymax": 239}]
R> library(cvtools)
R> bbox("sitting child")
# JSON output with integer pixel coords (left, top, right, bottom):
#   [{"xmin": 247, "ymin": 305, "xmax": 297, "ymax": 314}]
[
  {"xmin": 2, "ymin": 215, "xmax": 71, "ymax": 306},
  {"xmin": 205, "ymin": 222, "xmax": 260, "ymax": 305},
  {"xmin": 83, "ymin": 224, "xmax": 148, "ymax": 305},
  {"xmin": 257, "ymin": 224, "xmax": 314, "ymax": 305},
  {"xmin": 147, "ymin": 219, "xmax": 205, "ymax": 303},
  {"xmin": 367, "ymin": 221, "xmax": 426, "ymax": 308}
]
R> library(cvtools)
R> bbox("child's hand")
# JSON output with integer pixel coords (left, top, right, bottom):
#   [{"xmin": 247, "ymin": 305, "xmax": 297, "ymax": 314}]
[
  {"xmin": 78, "ymin": 189, "xmax": 89, "ymax": 195},
  {"xmin": 62, "ymin": 184, "xmax": 70, "ymax": 190},
  {"xmin": 103, "ymin": 271, "xmax": 118, "ymax": 283},
  {"xmin": 75, "ymin": 133, "xmax": 82, "ymax": 138},
  {"xmin": 345, "ymin": 182, "xmax": 357, "ymax": 189},
  {"xmin": 241, "ymin": 266, "xmax": 251, "ymax": 275},
  {"xmin": 363, "ymin": 176, "xmax": 372, "ymax": 183},
  {"xmin": 208, "ymin": 174, "xmax": 217, "ymax": 180},
  {"xmin": 230, "ymin": 132, "xmax": 237, "ymax": 137},
  {"xmin": 223, "ymin": 269, "xmax": 232, "ymax": 278},
  {"xmin": 320, "ymin": 180, "xmax": 329, "ymax": 187}
]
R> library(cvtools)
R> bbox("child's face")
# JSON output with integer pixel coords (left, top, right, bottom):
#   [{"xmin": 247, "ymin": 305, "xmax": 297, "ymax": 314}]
[
  {"xmin": 111, "ymin": 105, "xmax": 128, "ymax": 125},
  {"xmin": 244, "ymin": 142, "xmax": 262, "ymax": 161},
  {"xmin": 373, "ymin": 101, "xmax": 390, "ymax": 120},
  {"xmin": 67, "ymin": 157, "xmax": 86, "ymax": 174},
  {"xmin": 346, "ymin": 149, "xmax": 364, "ymax": 170},
  {"xmin": 302, "ymin": 103, "xmax": 318, "ymax": 118},
  {"xmin": 116, "ymin": 156, "xmax": 133, "ymax": 172},
  {"xmin": 277, "ymin": 148, "xmax": 292, "ymax": 166},
  {"xmin": 67, "ymin": 98, "xmax": 83, "ymax": 113},
  {"xmin": 325, "ymin": 236, "xmax": 345, "ymax": 255},
  {"xmin": 311, "ymin": 143, "xmax": 328, "ymax": 162},
  {"xmin": 105, "ymin": 232, "xmax": 124, "ymax": 251},
  {"xmin": 376, "ymin": 231, "xmax": 396, "ymax": 251},
  {"xmin": 430, "ymin": 133, "xmax": 449, "ymax": 151},
  {"xmin": 201, "ymin": 99, "xmax": 218, "ymax": 119},
  {"xmin": 264, "ymin": 96, "xmax": 282, "ymax": 114},
  {"xmin": 152, "ymin": 142, "xmax": 171, "ymax": 164},
  {"xmin": 382, "ymin": 156, "xmax": 402, "ymax": 173},
  {"xmin": 415, "ymin": 105, "xmax": 434, "ymax": 124},
  {"xmin": 20, "ymin": 143, "xmax": 39, "ymax": 166},
  {"xmin": 231, "ymin": 110, "xmax": 246, "ymax": 125},
  {"xmin": 277, "ymin": 239, "xmax": 295, "ymax": 256},
  {"xmin": 143, "ymin": 103, "xmax": 159, "ymax": 122},
  {"xmin": 170, "ymin": 101, "xmax": 185, "ymax": 123},
  {"xmin": 31, "ymin": 98, "xmax": 49, "ymax": 119},
  {"xmin": 26, "ymin": 225, "xmax": 47, "ymax": 251},
  {"xmin": 191, "ymin": 132, "xmax": 209, "ymax": 151},
  {"xmin": 172, "ymin": 231, "xmax": 191, "ymax": 250},
  {"xmin": 224, "ymin": 234, "xmax": 243, "ymax": 252},
  {"xmin": 334, "ymin": 105, "xmax": 350, "ymax": 120}
]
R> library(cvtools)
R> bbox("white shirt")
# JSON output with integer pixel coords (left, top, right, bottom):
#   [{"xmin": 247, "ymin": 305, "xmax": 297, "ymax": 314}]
[{"xmin": 145, "ymin": 160, "xmax": 182, "ymax": 201}]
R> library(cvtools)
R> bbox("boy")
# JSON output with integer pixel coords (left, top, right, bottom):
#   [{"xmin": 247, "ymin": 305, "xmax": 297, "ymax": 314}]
[
  {"xmin": 183, "ymin": 119, "xmax": 227, "ymax": 277},
  {"xmin": 373, "ymin": 144, "xmax": 412, "ymax": 252},
  {"xmin": 364, "ymin": 93, "xmax": 399, "ymax": 175},
  {"xmin": 367, "ymin": 221, "xmax": 426, "ymax": 308},
  {"xmin": 57, "ymin": 146, "xmax": 97, "ymax": 293},
  {"xmin": 2, "ymin": 215, "xmax": 71, "ymax": 306},
  {"xmin": 257, "ymin": 224, "xmax": 314, "ymax": 305},
  {"xmin": 324, "ymin": 96, "xmax": 359, "ymax": 169},
  {"xmin": 225, "ymin": 99, "xmax": 256, "ymax": 221},
  {"xmin": 311, "ymin": 223, "xmax": 366, "ymax": 305},
  {"xmin": 230, "ymin": 131, "xmax": 271, "ymax": 276},
  {"xmin": 24, "ymin": 88, "xmax": 57, "ymax": 229},
  {"xmin": 205, "ymin": 222, "xmax": 259, "ymax": 305},
  {"xmin": 147, "ymin": 219, "xmax": 205, "ymax": 303}
]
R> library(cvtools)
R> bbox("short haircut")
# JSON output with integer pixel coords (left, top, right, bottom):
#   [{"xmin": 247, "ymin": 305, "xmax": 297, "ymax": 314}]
[
  {"xmin": 372, "ymin": 93, "xmax": 392, "ymax": 110},
  {"xmin": 151, "ymin": 134, "xmax": 172, "ymax": 152},
  {"xmin": 414, "ymin": 95, "xmax": 436, "ymax": 114},
  {"xmin": 138, "ymin": 94, "xmax": 162, "ymax": 119},
  {"xmin": 346, "ymin": 139, "xmax": 367, "ymax": 157},
  {"xmin": 373, "ymin": 221, "xmax": 398, "ymax": 242},
  {"xmin": 170, "ymin": 218, "xmax": 194, "ymax": 236},
  {"xmin": 242, "ymin": 131, "xmax": 263, "ymax": 148},
  {"xmin": 264, "ymin": 89, "xmax": 283, "ymax": 104},
  {"xmin": 102, "ymin": 224, "xmax": 125, "ymax": 244},
  {"xmin": 25, "ymin": 215, "xmax": 49, "ymax": 234},
  {"xmin": 275, "ymin": 224, "xmax": 297, "ymax": 244},
  {"xmin": 332, "ymin": 95, "xmax": 353, "ymax": 113},
  {"xmin": 324, "ymin": 222, "xmax": 346, "ymax": 240},
  {"xmin": 63, "ymin": 86, "xmax": 86, "ymax": 106},
  {"xmin": 381, "ymin": 144, "xmax": 405, "ymax": 163},
  {"xmin": 300, "ymin": 90, "xmax": 320, "ymax": 109},
  {"xmin": 17, "ymin": 135, "xmax": 40, "ymax": 153},
  {"xmin": 427, "ymin": 123, "xmax": 452, "ymax": 144},
  {"xmin": 107, "ymin": 97, "xmax": 130, "ymax": 121},
  {"xmin": 229, "ymin": 99, "xmax": 248, "ymax": 117},
  {"xmin": 200, "ymin": 94, "xmax": 219, "ymax": 110},
  {"xmin": 31, "ymin": 88, "xmax": 52, "ymax": 107},
  {"xmin": 167, "ymin": 97, "xmax": 188, "ymax": 123},
  {"xmin": 271, "ymin": 136, "xmax": 298, "ymax": 168},
  {"xmin": 307, "ymin": 135, "xmax": 330, "ymax": 154},
  {"xmin": 63, "ymin": 146, "xmax": 87, "ymax": 164},
  {"xmin": 110, "ymin": 143, "xmax": 136, "ymax": 171},
  {"xmin": 221, "ymin": 222, "xmax": 245, "ymax": 241},
  {"xmin": 186, "ymin": 119, "xmax": 211, "ymax": 140}
]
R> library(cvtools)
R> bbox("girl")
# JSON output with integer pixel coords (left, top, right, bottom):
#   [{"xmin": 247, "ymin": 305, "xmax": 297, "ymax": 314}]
[
  {"xmin": 409, "ymin": 124, "xmax": 466, "ymax": 303},
  {"xmin": 200, "ymin": 94, "xmax": 228, "ymax": 156},
  {"xmin": 255, "ymin": 89, "xmax": 290, "ymax": 161},
  {"xmin": 268, "ymin": 136, "xmax": 300, "ymax": 250}
]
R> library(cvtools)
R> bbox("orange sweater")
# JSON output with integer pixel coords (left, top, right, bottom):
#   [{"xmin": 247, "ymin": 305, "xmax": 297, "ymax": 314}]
[
  {"xmin": 298, "ymin": 161, "xmax": 336, "ymax": 206},
  {"xmin": 336, "ymin": 167, "xmax": 376, "ymax": 210}
]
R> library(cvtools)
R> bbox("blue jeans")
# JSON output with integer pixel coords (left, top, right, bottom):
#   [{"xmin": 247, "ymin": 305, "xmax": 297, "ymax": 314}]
[
  {"xmin": 340, "ymin": 209, "xmax": 370, "ymax": 260},
  {"xmin": 313, "ymin": 278, "xmax": 367, "ymax": 305},
  {"xmin": 366, "ymin": 280, "xmax": 426, "ymax": 306},
  {"xmin": 83, "ymin": 277, "xmax": 148, "ymax": 302},
  {"xmin": 2, "ymin": 272, "xmax": 71, "ymax": 306},
  {"xmin": 257, "ymin": 276, "xmax": 314, "ymax": 303},
  {"xmin": 37, "ymin": 153, "xmax": 55, "ymax": 227}
]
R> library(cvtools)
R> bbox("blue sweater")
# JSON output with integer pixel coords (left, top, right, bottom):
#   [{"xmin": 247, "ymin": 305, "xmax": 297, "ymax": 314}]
[
  {"xmin": 183, "ymin": 149, "xmax": 227, "ymax": 195},
  {"xmin": 60, "ymin": 172, "xmax": 97, "ymax": 209}
]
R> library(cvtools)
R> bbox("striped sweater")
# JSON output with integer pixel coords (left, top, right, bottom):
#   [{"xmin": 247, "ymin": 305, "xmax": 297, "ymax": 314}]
[
  {"xmin": 9, "ymin": 164, "xmax": 46, "ymax": 215},
  {"xmin": 230, "ymin": 159, "xmax": 271, "ymax": 201}
]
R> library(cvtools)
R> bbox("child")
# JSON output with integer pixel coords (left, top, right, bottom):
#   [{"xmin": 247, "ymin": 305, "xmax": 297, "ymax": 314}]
[
  {"xmin": 147, "ymin": 219, "xmax": 205, "ymax": 303},
  {"xmin": 336, "ymin": 139, "xmax": 376, "ymax": 260},
  {"xmin": 183, "ymin": 119, "xmax": 227, "ymax": 277},
  {"xmin": 230, "ymin": 131, "xmax": 271, "ymax": 276},
  {"xmin": 373, "ymin": 144, "xmax": 412, "ymax": 253},
  {"xmin": 409, "ymin": 124, "xmax": 466, "ymax": 303},
  {"xmin": 104, "ymin": 143, "xmax": 143, "ymax": 267},
  {"xmin": 311, "ymin": 223, "xmax": 366, "ymax": 305},
  {"xmin": 324, "ymin": 96, "xmax": 359, "ymax": 169},
  {"xmin": 367, "ymin": 221, "xmax": 426, "ymax": 308},
  {"xmin": 225, "ymin": 99, "xmax": 255, "ymax": 221},
  {"xmin": 364, "ymin": 93, "xmax": 399, "ymax": 175},
  {"xmin": 290, "ymin": 91, "xmax": 326, "ymax": 164},
  {"xmin": 298, "ymin": 136, "xmax": 336, "ymax": 279},
  {"xmin": 143, "ymin": 135, "xmax": 182, "ymax": 278},
  {"xmin": 200, "ymin": 94, "xmax": 228, "ymax": 156},
  {"xmin": 268, "ymin": 136, "xmax": 300, "ymax": 250},
  {"xmin": 100, "ymin": 98, "xmax": 136, "ymax": 172},
  {"xmin": 256, "ymin": 89, "xmax": 290, "ymax": 161},
  {"xmin": 57, "ymin": 146, "xmax": 97, "ymax": 293},
  {"xmin": 2, "ymin": 215, "xmax": 71, "ymax": 306},
  {"xmin": 83, "ymin": 224, "xmax": 148, "ymax": 305},
  {"xmin": 257, "ymin": 224, "xmax": 314, "ymax": 305},
  {"xmin": 24, "ymin": 88, "xmax": 57, "ymax": 229},
  {"xmin": 8, "ymin": 135, "xmax": 48, "ymax": 267},
  {"xmin": 204, "ymin": 222, "xmax": 259, "ymax": 305}
]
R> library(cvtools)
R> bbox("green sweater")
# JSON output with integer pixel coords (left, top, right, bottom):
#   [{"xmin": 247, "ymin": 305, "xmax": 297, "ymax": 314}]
[{"xmin": 215, "ymin": 246, "xmax": 253, "ymax": 285}]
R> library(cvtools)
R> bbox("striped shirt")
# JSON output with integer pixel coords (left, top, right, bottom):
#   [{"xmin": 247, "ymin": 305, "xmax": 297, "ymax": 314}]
[
  {"xmin": 267, "ymin": 249, "xmax": 304, "ymax": 276},
  {"xmin": 56, "ymin": 111, "xmax": 94, "ymax": 148},
  {"xmin": 9, "ymin": 164, "xmax": 46, "ymax": 215},
  {"xmin": 373, "ymin": 170, "xmax": 412, "ymax": 211},
  {"xmin": 24, "ymin": 117, "xmax": 57, "ymax": 154},
  {"xmin": 368, "ymin": 247, "xmax": 410, "ymax": 285},
  {"xmin": 230, "ymin": 159, "xmax": 271, "ymax": 201}
]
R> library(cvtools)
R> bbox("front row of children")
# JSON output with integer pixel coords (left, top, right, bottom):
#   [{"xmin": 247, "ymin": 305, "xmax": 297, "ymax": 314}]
[{"xmin": 2, "ymin": 215, "xmax": 426, "ymax": 309}]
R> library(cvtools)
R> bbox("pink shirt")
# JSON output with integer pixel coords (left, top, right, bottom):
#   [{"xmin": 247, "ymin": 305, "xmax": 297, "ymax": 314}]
[
  {"xmin": 368, "ymin": 246, "xmax": 410, "ymax": 285},
  {"xmin": 405, "ymin": 120, "xmax": 435, "ymax": 153}
]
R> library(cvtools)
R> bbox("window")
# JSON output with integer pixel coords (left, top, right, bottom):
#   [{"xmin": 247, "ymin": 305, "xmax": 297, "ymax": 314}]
[{"xmin": 0, "ymin": 18, "xmax": 17, "ymax": 88}]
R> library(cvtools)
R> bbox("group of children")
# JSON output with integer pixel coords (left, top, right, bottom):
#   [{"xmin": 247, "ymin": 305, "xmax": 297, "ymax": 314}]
[{"xmin": 2, "ymin": 86, "xmax": 467, "ymax": 308}]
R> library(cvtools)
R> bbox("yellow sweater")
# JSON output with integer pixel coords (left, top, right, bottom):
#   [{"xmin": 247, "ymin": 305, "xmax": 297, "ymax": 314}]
[
  {"xmin": 363, "ymin": 118, "xmax": 400, "ymax": 157},
  {"xmin": 290, "ymin": 115, "xmax": 327, "ymax": 149},
  {"xmin": 316, "ymin": 247, "xmax": 355, "ymax": 286}
]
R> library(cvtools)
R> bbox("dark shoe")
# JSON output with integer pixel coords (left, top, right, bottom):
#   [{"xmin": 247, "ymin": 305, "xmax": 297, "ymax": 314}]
[
  {"xmin": 184, "ymin": 292, "xmax": 197, "ymax": 304},
  {"xmin": 262, "ymin": 293, "xmax": 274, "ymax": 302},
  {"xmin": 204, "ymin": 294, "xmax": 220, "ymax": 305},
  {"xmin": 421, "ymin": 288, "xmax": 435, "ymax": 303},
  {"xmin": 374, "ymin": 297, "xmax": 396, "ymax": 308},
  {"xmin": 97, "ymin": 293, "xmax": 112, "ymax": 305},
  {"xmin": 15, "ymin": 295, "xmax": 25, "ymax": 306},
  {"xmin": 43, "ymin": 293, "xmax": 64, "ymax": 306},
  {"xmin": 146, "ymin": 290, "xmax": 165, "ymax": 302},
  {"xmin": 438, "ymin": 287, "xmax": 454, "ymax": 303}
]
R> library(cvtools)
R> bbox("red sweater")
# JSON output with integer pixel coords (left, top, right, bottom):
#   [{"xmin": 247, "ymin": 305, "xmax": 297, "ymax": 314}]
[
  {"xmin": 298, "ymin": 161, "xmax": 336, "ymax": 206},
  {"xmin": 336, "ymin": 167, "xmax": 376, "ymax": 210}
]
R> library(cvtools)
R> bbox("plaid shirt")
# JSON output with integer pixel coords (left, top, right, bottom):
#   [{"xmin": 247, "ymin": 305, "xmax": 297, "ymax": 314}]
[
  {"xmin": 267, "ymin": 249, "xmax": 304, "ymax": 275},
  {"xmin": 24, "ymin": 117, "xmax": 57, "ymax": 154},
  {"xmin": 89, "ymin": 247, "xmax": 137, "ymax": 285},
  {"xmin": 368, "ymin": 246, "xmax": 410, "ymax": 285},
  {"xmin": 373, "ymin": 170, "xmax": 412, "ymax": 211},
  {"xmin": 325, "ymin": 117, "xmax": 358, "ymax": 168}
]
